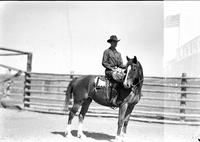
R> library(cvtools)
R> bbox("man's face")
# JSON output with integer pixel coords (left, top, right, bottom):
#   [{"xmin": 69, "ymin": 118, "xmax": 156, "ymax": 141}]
[{"xmin": 111, "ymin": 41, "xmax": 118, "ymax": 47}]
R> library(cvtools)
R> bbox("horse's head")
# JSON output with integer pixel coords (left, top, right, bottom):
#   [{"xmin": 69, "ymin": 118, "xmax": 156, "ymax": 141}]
[{"xmin": 123, "ymin": 56, "xmax": 142, "ymax": 89}]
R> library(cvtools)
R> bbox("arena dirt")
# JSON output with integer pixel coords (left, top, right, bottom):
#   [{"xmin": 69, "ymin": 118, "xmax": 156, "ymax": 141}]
[{"xmin": 0, "ymin": 108, "xmax": 200, "ymax": 142}]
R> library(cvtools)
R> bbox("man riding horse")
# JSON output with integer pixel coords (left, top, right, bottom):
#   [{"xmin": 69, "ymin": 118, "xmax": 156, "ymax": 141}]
[
  {"xmin": 65, "ymin": 51, "xmax": 143, "ymax": 140},
  {"xmin": 102, "ymin": 35, "xmax": 126, "ymax": 106}
]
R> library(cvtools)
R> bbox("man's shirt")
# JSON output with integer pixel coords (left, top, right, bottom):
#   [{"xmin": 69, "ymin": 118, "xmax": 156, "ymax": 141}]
[{"xmin": 102, "ymin": 47, "xmax": 124, "ymax": 71}]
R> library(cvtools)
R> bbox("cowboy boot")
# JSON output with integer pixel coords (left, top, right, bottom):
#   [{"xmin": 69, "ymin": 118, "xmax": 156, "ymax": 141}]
[
  {"xmin": 110, "ymin": 94, "xmax": 118, "ymax": 106},
  {"xmin": 110, "ymin": 94, "xmax": 123, "ymax": 107}
]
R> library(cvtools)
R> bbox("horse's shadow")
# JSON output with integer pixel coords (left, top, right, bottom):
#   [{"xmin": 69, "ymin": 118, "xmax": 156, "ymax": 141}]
[{"xmin": 51, "ymin": 130, "xmax": 115, "ymax": 141}]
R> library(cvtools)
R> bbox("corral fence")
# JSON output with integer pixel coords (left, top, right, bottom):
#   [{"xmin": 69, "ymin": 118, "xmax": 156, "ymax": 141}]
[{"xmin": 1, "ymin": 65, "xmax": 200, "ymax": 125}]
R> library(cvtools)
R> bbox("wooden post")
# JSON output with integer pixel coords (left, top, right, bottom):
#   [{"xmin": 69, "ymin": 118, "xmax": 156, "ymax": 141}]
[
  {"xmin": 23, "ymin": 53, "xmax": 32, "ymax": 108},
  {"xmin": 27, "ymin": 53, "xmax": 32, "ymax": 72},
  {"xmin": 180, "ymin": 73, "xmax": 187, "ymax": 121},
  {"xmin": 23, "ymin": 72, "xmax": 31, "ymax": 108},
  {"xmin": 70, "ymin": 70, "xmax": 74, "ymax": 80},
  {"xmin": 69, "ymin": 70, "xmax": 74, "ymax": 105}
]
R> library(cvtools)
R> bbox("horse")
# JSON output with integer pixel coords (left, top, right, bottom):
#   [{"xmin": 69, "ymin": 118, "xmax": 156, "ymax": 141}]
[{"xmin": 64, "ymin": 56, "xmax": 143, "ymax": 142}]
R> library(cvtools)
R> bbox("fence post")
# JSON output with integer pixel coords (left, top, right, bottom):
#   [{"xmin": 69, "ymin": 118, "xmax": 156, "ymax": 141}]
[
  {"xmin": 69, "ymin": 71, "xmax": 74, "ymax": 104},
  {"xmin": 70, "ymin": 70, "xmax": 74, "ymax": 79},
  {"xmin": 23, "ymin": 72, "xmax": 31, "ymax": 108},
  {"xmin": 180, "ymin": 72, "xmax": 187, "ymax": 121},
  {"xmin": 27, "ymin": 53, "xmax": 32, "ymax": 72}
]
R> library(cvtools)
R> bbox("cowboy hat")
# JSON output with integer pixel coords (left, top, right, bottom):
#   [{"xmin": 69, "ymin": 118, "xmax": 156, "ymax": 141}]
[{"xmin": 107, "ymin": 35, "xmax": 120, "ymax": 43}]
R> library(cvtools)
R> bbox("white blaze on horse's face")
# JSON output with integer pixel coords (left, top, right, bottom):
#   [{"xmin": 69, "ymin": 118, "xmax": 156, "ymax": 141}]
[
  {"xmin": 123, "ymin": 62, "xmax": 139, "ymax": 89},
  {"xmin": 123, "ymin": 65, "xmax": 132, "ymax": 89}
]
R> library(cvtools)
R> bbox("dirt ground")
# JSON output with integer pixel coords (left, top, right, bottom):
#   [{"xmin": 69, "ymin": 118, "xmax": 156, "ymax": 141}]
[{"xmin": 0, "ymin": 108, "xmax": 200, "ymax": 142}]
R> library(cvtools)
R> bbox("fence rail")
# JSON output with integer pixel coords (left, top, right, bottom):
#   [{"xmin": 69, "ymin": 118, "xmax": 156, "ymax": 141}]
[{"xmin": 1, "ymin": 68, "xmax": 200, "ymax": 125}]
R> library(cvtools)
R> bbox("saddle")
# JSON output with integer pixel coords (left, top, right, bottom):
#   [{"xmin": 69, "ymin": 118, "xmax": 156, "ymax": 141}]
[
  {"xmin": 94, "ymin": 76, "xmax": 120, "ymax": 106},
  {"xmin": 95, "ymin": 68, "xmax": 125, "ymax": 88},
  {"xmin": 94, "ymin": 69, "xmax": 125, "ymax": 107}
]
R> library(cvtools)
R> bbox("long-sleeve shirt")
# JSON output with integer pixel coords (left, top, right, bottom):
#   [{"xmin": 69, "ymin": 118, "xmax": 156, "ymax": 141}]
[{"xmin": 102, "ymin": 47, "xmax": 125, "ymax": 71}]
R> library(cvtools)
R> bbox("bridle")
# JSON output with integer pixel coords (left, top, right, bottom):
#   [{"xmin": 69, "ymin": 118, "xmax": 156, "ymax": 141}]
[
  {"xmin": 124, "ymin": 62, "xmax": 143, "ymax": 92},
  {"xmin": 131, "ymin": 78, "xmax": 143, "ymax": 91}
]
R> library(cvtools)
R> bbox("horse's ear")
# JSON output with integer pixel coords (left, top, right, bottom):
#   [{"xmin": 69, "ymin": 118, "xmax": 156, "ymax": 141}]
[
  {"xmin": 133, "ymin": 56, "xmax": 138, "ymax": 63},
  {"xmin": 126, "ymin": 56, "xmax": 130, "ymax": 61}
]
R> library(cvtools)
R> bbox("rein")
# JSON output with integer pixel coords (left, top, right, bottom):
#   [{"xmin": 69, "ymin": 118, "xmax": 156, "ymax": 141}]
[{"xmin": 131, "ymin": 78, "xmax": 144, "ymax": 91}]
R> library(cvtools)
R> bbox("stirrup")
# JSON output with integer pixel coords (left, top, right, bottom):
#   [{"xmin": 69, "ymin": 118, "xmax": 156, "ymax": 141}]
[{"xmin": 110, "ymin": 97, "xmax": 118, "ymax": 109}]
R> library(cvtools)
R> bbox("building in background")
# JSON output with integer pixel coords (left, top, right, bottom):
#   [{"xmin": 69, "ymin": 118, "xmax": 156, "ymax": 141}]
[{"xmin": 164, "ymin": 11, "xmax": 200, "ymax": 77}]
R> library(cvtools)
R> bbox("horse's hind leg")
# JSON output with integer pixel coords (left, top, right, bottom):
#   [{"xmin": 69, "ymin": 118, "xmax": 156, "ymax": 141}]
[
  {"xmin": 77, "ymin": 97, "xmax": 92, "ymax": 138},
  {"xmin": 65, "ymin": 102, "xmax": 81, "ymax": 137}
]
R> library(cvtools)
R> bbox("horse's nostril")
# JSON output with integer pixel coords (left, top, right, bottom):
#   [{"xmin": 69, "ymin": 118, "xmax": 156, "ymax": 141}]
[{"xmin": 124, "ymin": 83, "xmax": 130, "ymax": 88}]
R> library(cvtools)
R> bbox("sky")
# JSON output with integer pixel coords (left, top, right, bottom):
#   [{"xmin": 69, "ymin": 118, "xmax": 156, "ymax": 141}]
[{"xmin": 0, "ymin": 1, "xmax": 163, "ymax": 76}]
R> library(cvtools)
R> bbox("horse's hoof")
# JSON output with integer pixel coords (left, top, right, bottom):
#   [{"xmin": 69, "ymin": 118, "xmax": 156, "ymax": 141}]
[
  {"xmin": 77, "ymin": 132, "xmax": 87, "ymax": 139},
  {"xmin": 121, "ymin": 137, "xmax": 126, "ymax": 142},
  {"xmin": 65, "ymin": 131, "xmax": 72, "ymax": 138},
  {"xmin": 114, "ymin": 135, "xmax": 123, "ymax": 142},
  {"xmin": 121, "ymin": 132, "xmax": 125, "ymax": 137},
  {"xmin": 64, "ymin": 130, "xmax": 68, "ymax": 136}
]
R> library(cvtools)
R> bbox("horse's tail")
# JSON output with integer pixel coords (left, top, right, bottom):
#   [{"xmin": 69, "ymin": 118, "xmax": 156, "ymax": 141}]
[{"xmin": 64, "ymin": 77, "xmax": 77, "ymax": 111}]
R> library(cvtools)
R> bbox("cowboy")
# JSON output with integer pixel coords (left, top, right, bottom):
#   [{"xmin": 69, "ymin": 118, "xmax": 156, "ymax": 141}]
[{"xmin": 102, "ymin": 35, "xmax": 126, "ymax": 106}]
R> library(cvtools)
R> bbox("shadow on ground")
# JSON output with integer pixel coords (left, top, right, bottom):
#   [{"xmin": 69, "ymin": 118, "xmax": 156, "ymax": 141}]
[{"xmin": 51, "ymin": 130, "xmax": 115, "ymax": 141}]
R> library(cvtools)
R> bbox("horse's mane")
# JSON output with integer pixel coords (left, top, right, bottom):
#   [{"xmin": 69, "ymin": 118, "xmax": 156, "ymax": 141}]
[
  {"xmin": 137, "ymin": 61, "xmax": 144, "ymax": 88},
  {"xmin": 138, "ymin": 61, "xmax": 143, "ymax": 78}
]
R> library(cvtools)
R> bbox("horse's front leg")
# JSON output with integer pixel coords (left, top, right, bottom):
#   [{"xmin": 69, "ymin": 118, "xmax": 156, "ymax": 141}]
[
  {"xmin": 121, "ymin": 103, "xmax": 135, "ymax": 141},
  {"xmin": 115, "ymin": 102, "xmax": 128, "ymax": 141}
]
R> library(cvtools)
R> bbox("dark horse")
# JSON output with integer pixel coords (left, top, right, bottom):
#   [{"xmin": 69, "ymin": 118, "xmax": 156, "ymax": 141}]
[{"xmin": 64, "ymin": 56, "xmax": 143, "ymax": 142}]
